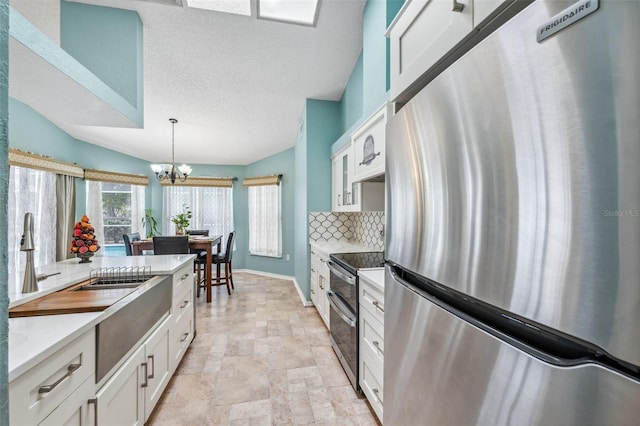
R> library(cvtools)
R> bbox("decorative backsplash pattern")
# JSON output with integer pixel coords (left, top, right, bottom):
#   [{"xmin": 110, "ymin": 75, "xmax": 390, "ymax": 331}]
[{"xmin": 309, "ymin": 211, "xmax": 384, "ymax": 250}]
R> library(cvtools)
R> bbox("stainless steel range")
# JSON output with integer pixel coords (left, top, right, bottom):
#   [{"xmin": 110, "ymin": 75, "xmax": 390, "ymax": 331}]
[{"xmin": 327, "ymin": 251, "xmax": 384, "ymax": 393}]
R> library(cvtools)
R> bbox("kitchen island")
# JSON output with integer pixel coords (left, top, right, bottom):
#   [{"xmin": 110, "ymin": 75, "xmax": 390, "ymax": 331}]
[{"xmin": 8, "ymin": 254, "xmax": 196, "ymax": 425}]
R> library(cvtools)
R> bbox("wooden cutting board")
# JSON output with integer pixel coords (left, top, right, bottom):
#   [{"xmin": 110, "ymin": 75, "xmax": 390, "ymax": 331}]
[{"xmin": 9, "ymin": 282, "xmax": 137, "ymax": 317}]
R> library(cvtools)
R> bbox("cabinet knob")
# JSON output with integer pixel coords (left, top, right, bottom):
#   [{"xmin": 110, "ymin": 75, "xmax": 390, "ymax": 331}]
[{"xmin": 452, "ymin": 0, "xmax": 465, "ymax": 12}]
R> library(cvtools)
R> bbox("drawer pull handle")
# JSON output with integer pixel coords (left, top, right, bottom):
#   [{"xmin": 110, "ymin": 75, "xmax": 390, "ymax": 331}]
[
  {"xmin": 373, "ymin": 340, "xmax": 384, "ymax": 355},
  {"xmin": 372, "ymin": 300, "xmax": 385, "ymax": 313},
  {"xmin": 372, "ymin": 388, "xmax": 383, "ymax": 403},
  {"xmin": 141, "ymin": 362, "xmax": 149, "ymax": 388},
  {"xmin": 181, "ymin": 273, "xmax": 190, "ymax": 281},
  {"xmin": 311, "ymin": 268, "xmax": 316, "ymax": 273},
  {"xmin": 452, "ymin": 0, "xmax": 465, "ymax": 12},
  {"xmin": 88, "ymin": 397, "xmax": 98, "ymax": 426},
  {"xmin": 180, "ymin": 332, "xmax": 189, "ymax": 342},
  {"xmin": 38, "ymin": 363, "xmax": 81, "ymax": 393},
  {"xmin": 311, "ymin": 289, "xmax": 315, "ymax": 294},
  {"xmin": 148, "ymin": 355, "xmax": 155, "ymax": 379},
  {"xmin": 180, "ymin": 300, "xmax": 189, "ymax": 309}
]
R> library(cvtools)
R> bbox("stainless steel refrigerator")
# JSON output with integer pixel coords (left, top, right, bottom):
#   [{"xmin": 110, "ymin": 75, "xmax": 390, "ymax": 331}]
[{"xmin": 385, "ymin": 0, "xmax": 640, "ymax": 424}]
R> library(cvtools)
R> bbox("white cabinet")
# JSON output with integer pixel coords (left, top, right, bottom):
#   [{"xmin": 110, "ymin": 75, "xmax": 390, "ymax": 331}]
[
  {"xmin": 169, "ymin": 264, "xmax": 195, "ymax": 373},
  {"xmin": 310, "ymin": 246, "xmax": 331, "ymax": 329},
  {"xmin": 38, "ymin": 376, "xmax": 95, "ymax": 426},
  {"xmin": 95, "ymin": 344, "xmax": 146, "ymax": 426},
  {"xmin": 95, "ymin": 316, "xmax": 172, "ymax": 425},
  {"xmin": 352, "ymin": 104, "xmax": 390, "ymax": 182},
  {"xmin": 9, "ymin": 329, "xmax": 95, "ymax": 426},
  {"xmin": 389, "ymin": 0, "xmax": 473, "ymax": 101},
  {"xmin": 359, "ymin": 273, "xmax": 385, "ymax": 422},
  {"xmin": 332, "ymin": 145, "xmax": 385, "ymax": 212}
]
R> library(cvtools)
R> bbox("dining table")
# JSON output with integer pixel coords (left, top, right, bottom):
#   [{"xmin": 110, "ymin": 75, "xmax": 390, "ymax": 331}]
[{"xmin": 131, "ymin": 235, "xmax": 223, "ymax": 303}]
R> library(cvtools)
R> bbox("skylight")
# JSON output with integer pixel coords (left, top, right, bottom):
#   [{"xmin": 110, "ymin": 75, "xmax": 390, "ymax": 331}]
[
  {"xmin": 257, "ymin": 0, "xmax": 320, "ymax": 26},
  {"xmin": 184, "ymin": 0, "xmax": 251, "ymax": 16}
]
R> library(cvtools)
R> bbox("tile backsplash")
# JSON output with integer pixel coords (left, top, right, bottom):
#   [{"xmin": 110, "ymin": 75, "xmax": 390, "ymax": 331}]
[{"xmin": 309, "ymin": 211, "xmax": 385, "ymax": 250}]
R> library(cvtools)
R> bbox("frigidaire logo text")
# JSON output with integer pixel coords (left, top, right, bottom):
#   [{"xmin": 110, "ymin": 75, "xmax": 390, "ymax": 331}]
[{"xmin": 536, "ymin": 0, "xmax": 600, "ymax": 43}]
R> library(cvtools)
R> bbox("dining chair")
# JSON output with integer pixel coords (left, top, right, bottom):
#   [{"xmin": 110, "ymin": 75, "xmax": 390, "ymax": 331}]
[
  {"xmin": 152, "ymin": 236, "xmax": 189, "ymax": 255},
  {"xmin": 122, "ymin": 232, "xmax": 141, "ymax": 256},
  {"xmin": 198, "ymin": 231, "xmax": 236, "ymax": 297},
  {"xmin": 188, "ymin": 230, "xmax": 209, "ymax": 285}
]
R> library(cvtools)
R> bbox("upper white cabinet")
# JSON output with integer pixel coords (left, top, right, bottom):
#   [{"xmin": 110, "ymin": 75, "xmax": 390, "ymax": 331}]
[
  {"xmin": 332, "ymin": 145, "xmax": 385, "ymax": 213},
  {"xmin": 352, "ymin": 104, "xmax": 391, "ymax": 183},
  {"xmin": 388, "ymin": 0, "xmax": 517, "ymax": 102},
  {"xmin": 388, "ymin": 0, "xmax": 473, "ymax": 101}
]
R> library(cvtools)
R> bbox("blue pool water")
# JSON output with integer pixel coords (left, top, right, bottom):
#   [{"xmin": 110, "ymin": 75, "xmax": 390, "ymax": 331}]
[{"xmin": 104, "ymin": 245, "xmax": 126, "ymax": 257}]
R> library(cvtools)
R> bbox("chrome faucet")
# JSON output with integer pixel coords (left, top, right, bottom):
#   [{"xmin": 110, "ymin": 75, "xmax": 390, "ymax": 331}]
[{"xmin": 20, "ymin": 212, "xmax": 38, "ymax": 293}]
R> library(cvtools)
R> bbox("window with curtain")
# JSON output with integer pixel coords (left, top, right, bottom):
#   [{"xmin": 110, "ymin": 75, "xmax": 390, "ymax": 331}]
[
  {"xmin": 163, "ymin": 185, "xmax": 234, "ymax": 247},
  {"xmin": 86, "ymin": 182, "xmax": 145, "ymax": 256},
  {"xmin": 246, "ymin": 178, "xmax": 282, "ymax": 258},
  {"xmin": 8, "ymin": 166, "xmax": 57, "ymax": 275}
]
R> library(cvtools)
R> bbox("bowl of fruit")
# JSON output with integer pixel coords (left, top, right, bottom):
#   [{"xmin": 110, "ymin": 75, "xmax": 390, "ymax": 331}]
[{"xmin": 70, "ymin": 215, "xmax": 100, "ymax": 263}]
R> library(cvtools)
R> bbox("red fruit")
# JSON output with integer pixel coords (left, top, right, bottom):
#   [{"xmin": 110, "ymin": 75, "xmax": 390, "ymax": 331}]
[
  {"xmin": 75, "ymin": 240, "xmax": 85, "ymax": 247},
  {"xmin": 73, "ymin": 229, "xmax": 82, "ymax": 237},
  {"xmin": 79, "ymin": 246, "xmax": 89, "ymax": 253}
]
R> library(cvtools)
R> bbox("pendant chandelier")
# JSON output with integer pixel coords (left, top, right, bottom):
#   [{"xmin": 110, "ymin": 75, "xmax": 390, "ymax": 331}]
[{"xmin": 150, "ymin": 118, "xmax": 192, "ymax": 184}]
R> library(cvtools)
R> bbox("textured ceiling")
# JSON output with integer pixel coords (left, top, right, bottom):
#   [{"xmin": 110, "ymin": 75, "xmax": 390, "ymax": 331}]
[{"xmin": 39, "ymin": 0, "xmax": 366, "ymax": 165}]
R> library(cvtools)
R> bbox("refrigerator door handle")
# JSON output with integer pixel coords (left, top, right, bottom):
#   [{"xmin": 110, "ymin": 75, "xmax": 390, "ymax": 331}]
[
  {"xmin": 327, "ymin": 290, "xmax": 356, "ymax": 327},
  {"xmin": 327, "ymin": 261, "xmax": 356, "ymax": 286},
  {"xmin": 387, "ymin": 265, "xmax": 640, "ymax": 382}
]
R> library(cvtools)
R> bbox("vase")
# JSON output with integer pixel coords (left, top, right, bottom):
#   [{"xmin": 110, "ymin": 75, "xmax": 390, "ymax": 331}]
[{"xmin": 77, "ymin": 252, "xmax": 94, "ymax": 263}]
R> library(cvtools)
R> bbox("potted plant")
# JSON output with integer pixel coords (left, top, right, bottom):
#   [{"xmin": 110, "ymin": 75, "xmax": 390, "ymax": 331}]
[
  {"xmin": 142, "ymin": 208, "xmax": 160, "ymax": 238},
  {"xmin": 171, "ymin": 204, "xmax": 192, "ymax": 235}
]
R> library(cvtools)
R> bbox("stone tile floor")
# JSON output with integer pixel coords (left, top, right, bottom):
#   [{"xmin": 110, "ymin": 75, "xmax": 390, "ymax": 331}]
[{"xmin": 148, "ymin": 272, "xmax": 379, "ymax": 425}]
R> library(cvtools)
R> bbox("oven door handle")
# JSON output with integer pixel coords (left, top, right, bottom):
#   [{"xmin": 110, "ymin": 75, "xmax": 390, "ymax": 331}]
[
  {"xmin": 327, "ymin": 290, "xmax": 356, "ymax": 327},
  {"xmin": 327, "ymin": 261, "xmax": 356, "ymax": 286}
]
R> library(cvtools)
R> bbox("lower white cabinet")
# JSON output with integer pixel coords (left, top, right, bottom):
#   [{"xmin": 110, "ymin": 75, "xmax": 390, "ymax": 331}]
[
  {"xmin": 359, "ymin": 273, "xmax": 384, "ymax": 422},
  {"xmin": 9, "ymin": 329, "xmax": 95, "ymax": 426},
  {"xmin": 310, "ymin": 246, "xmax": 330, "ymax": 329},
  {"xmin": 95, "ymin": 344, "xmax": 146, "ymax": 426},
  {"xmin": 95, "ymin": 315, "xmax": 172, "ymax": 425},
  {"xmin": 38, "ymin": 375, "xmax": 95, "ymax": 426}
]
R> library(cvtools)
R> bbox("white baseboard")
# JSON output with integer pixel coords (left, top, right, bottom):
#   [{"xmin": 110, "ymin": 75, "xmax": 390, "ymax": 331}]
[{"xmin": 236, "ymin": 269, "xmax": 314, "ymax": 307}]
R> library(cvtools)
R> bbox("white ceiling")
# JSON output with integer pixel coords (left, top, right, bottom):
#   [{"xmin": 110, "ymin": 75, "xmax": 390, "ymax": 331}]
[{"xmin": 19, "ymin": 0, "xmax": 366, "ymax": 165}]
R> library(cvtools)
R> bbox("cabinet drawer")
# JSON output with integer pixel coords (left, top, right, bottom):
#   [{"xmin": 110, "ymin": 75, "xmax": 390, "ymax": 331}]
[
  {"xmin": 172, "ymin": 282, "xmax": 193, "ymax": 324},
  {"xmin": 170, "ymin": 310, "xmax": 194, "ymax": 372},
  {"xmin": 173, "ymin": 264, "xmax": 193, "ymax": 294},
  {"xmin": 359, "ymin": 278, "xmax": 385, "ymax": 324},
  {"xmin": 360, "ymin": 307, "xmax": 384, "ymax": 365},
  {"xmin": 38, "ymin": 374, "xmax": 94, "ymax": 426},
  {"xmin": 359, "ymin": 348, "xmax": 383, "ymax": 422},
  {"xmin": 10, "ymin": 329, "xmax": 95, "ymax": 426}
]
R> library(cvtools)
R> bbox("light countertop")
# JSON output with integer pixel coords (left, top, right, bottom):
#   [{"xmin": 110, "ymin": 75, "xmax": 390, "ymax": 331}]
[
  {"xmin": 9, "ymin": 254, "xmax": 194, "ymax": 308},
  {"xmin": 359, "ymin": 269, "xmax": 385, "ymax": 291},
  {"xmin": 8, "ymin": 254, "xmax": 194, "ymax": 382},
  {"xmin": 309, "ymin": 240, "xmax": 381, "ymax": 256}
]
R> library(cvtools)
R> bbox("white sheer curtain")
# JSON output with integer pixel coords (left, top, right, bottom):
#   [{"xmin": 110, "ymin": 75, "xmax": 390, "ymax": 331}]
[
  {"xmin": 163, "ymin": 185, "xmax": 234, "ymax": 247},
  {"xmin": 248, "ymin": 184, "xmax": 282, "ymax": 257},
  {"xmin": 86, "ymin": 180, "xmax": 106, "ymax": 257},
  {"xmin": 130, "ymin": 184, "xmax": 146, "ymax": 236},
  {"xmin": 8, "ymin": 166, "xmax": 57, "ymax": 275}
]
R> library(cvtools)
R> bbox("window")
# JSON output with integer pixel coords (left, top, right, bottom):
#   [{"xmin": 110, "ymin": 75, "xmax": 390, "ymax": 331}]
[
  {"xmin": 86, "ymin": 182, "xmax": 145, "ymax": 256},
  {"xmin": 8, "ymin": 166, "xmax": 57, "ymax": 275},
  {"xmin": 247, "ymin": 183, "xmax": 282, "ymax": 258},
  {"xmin": 163, "ymin": 185, "xmax": 234, "ymax": 247}
]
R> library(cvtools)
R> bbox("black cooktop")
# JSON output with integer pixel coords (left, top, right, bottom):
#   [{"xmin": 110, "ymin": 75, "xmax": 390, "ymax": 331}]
[{"xmin": 330, "ymin": 252, "xmax": 385, "ymax": 275}]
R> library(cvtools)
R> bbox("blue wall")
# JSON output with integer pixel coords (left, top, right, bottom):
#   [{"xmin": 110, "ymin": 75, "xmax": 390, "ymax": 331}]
[
  {"xmin": 8, "ymin": 99, "xmax": 154, "ymax": 214},
  {"xmin": 294, "ymin": 100, "xmax": 341, "ymax": 300},
  {"xmin": 340, "ymin": 53, "xmax": 363, "ymax": 133},
  {"xmin": 60, "ymin": 1, "xmax": 143, "ymax": 110},
  {"xmin": 245, "ymin": 148, "xmax": 295, "ymax": 276},
  {"xmin": 0, "ymin": 0, "xmax": 9, "ymax": 422},
  {"xmin": 362, "ymin": 0, "xmax": 388, "ymax": 117}
]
